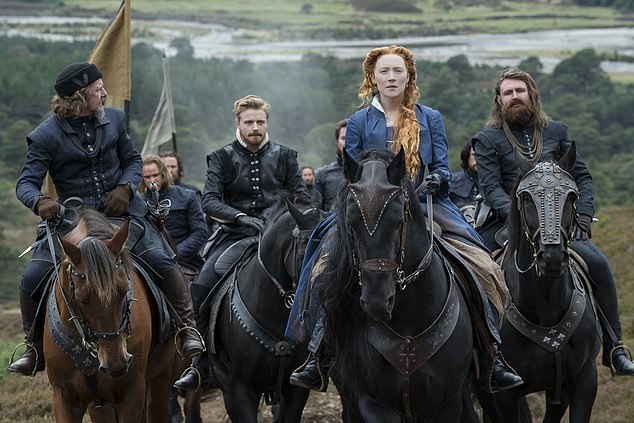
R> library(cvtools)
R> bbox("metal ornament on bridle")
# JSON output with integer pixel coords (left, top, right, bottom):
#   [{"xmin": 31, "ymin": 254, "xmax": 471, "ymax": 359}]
[{"xmin": 516, "ymin": 161, "xmax": 578, "ymax": 246}]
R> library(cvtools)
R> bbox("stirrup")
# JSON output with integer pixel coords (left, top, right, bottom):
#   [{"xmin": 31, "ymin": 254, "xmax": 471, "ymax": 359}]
[
  {"xmin": 177, "ymin": 365, "xmax": 203, "ymax": 391},
  {"xmin": 608, "ymin": 341, "xmax": 633, "ymax": 377},
  {"xmin": 173, "ymin": 325, "xmax": 206, "ymax": 359},
  {"xmin": 9, "ymin": 341, "xmax": 41, "ymax": 377}
]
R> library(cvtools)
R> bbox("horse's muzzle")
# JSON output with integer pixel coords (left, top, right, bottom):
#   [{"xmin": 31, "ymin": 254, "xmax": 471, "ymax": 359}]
[{"xmin": 99, "ymin": 353, "xmax": 133, "ymax": 378}]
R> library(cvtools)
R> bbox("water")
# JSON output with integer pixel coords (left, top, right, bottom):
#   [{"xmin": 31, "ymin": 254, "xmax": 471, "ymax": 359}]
[{"xmin": 1, "ymin": 16, "xmax": 633, "ymax": 74}]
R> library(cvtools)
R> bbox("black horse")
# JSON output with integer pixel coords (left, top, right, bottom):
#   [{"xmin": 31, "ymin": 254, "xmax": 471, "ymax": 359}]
[
  {"xmin": 318, "ymin": 149, "xmax": 474, "ymax": 422},
  {"xmin": 208, "ymin": 200, "xmax": 324, "ymax": 423},
  {"xmin": 478, "ymin": 145, "xmax": 600, "ymax": 422}
]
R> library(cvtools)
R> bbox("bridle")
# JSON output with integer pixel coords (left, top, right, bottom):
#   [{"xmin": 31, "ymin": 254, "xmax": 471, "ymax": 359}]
[
  {"xmin": 257, "ymin": 210, "xmax": 315, "ymax": 308},
  {"xmin": 348, "ymin": 183, "xmax": 435, "ymax": 291},
  {"xmin": 60, "ymin": 253, "xmax": 134, "ymax": 356},
  {"xmin": 45, "ymin": 214, "xmax": 134, "ymax": 356},
  {"xmin": 514, "ymin": 161, "xmax": 578, "ymax": 275}
]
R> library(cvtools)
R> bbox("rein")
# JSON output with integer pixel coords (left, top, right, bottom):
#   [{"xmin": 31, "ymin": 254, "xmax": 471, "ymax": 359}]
[{"xmin": 256, "ymin": 225, "xmax": 307, "ymax": 309}]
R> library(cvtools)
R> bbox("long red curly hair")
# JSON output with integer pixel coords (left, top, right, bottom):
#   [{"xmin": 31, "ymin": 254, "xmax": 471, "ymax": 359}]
[{"xmin": 359, "ymin": 45, "xmax": 421, "ymax": 180}]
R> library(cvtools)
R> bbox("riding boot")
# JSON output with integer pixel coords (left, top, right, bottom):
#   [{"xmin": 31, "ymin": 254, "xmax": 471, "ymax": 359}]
[
  {"xmin": 289, "ymin": 353, "xmax": 328, "ymax": 392},
  {"xmin": 174, "ymin": 352, "xmax": 209, "ymax": 391},
  {"xmin": 8, "ymin": 289, "xmax": 45, "ymax": 376},
  {"xmin": 571, "ymin": 240, "xmax": 634, "ymax": 376},
  {"xmin": 479, "ymin": 344, "xmax": 523, "ymax": 393},
  {"xmin": 602, "ymin": 338, "xmax": 634, "ymax": 376},
  {"xmin": 162, "ymin": 265, "xmax": 205, "ymax": 358}
]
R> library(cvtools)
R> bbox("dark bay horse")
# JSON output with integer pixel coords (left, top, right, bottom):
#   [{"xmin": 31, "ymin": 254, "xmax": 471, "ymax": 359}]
[
  {"xmin": 478, "ymin": 145, "xmax": 600, "ymax": 422},
  {"xmin": 209, "ymin": 200, "xmax": 324, "ymax": 423},
  {"xmin": 319, "ymin": 149, "xmax": 473, "ymax": 423},
  {"xmin": 44, "ymin": 209, "xmax": 176, "ymax": 422}
]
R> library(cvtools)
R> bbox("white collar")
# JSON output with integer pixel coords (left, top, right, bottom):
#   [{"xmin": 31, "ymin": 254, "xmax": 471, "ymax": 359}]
[
  {"xmin": 371, "ymin": 96, "xmax": 393, "ymax": 126},
  {"xmin": 236, "ymin": 128, "xmax": 269, "ymax": 151}
]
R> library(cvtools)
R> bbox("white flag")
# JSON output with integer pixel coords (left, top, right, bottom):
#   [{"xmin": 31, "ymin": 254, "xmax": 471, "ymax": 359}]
[{"xmin": 142, "ymin": 52, "xmax": 176, "ymax": 155}]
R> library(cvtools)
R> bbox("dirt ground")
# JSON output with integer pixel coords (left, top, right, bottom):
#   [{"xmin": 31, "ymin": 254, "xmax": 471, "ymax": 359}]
[{"xmin": 184, "ymin": 386, "xmax": 344, "ymax": 422}]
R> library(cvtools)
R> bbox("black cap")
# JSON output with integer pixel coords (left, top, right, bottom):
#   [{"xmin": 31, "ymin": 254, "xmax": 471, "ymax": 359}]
[{"xmin": 54, "ymin": 62, "xmax": 103, "ymax": 97}]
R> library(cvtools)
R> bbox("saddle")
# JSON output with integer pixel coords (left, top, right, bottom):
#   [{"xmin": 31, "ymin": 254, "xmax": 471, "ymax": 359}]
[
  {"xmin": 434, "ymin": 235, "xmax": 502, "ymax": 345},
  {"xmin": 214, "ymin": 236, "xmax": 258, "ymax": 276},
  {"xmin": 202, "ymin": 242, "xmax": 259, "ymax": 354}
]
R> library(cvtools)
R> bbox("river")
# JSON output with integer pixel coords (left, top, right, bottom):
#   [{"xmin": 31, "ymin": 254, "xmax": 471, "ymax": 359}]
[{"xmin": 1, "ymin": 16, "xmax": 633, "ymax": 74}]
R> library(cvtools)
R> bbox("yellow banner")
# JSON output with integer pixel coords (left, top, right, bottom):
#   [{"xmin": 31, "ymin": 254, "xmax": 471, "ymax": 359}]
[{"xmin": 88, "ymin": 0, "xmax": 131, "ymax": 110}]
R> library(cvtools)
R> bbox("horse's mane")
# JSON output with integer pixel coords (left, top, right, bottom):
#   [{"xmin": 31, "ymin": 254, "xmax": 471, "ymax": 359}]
[
  {"xmin": 506, "ymin": 172, "xmax": 524, "ymax": 254},
  {"xmin": 69, "ymin": 209, "xmax": 129, "ymax": 304},
  {"xmin": 261, "ymin": 191, "xmax": 312, "ymax": 228}
]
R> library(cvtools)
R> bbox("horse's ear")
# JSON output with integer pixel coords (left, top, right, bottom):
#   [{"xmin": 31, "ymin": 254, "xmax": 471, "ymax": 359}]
[
  {"xmin": 59, "ymin": 235, "xmax": 81, "ymax": 266},
  {"xmin": 343, "ymin": 148, "xmax": 361, "ymax": 183},
  {"xmin": 387, "ymin": 147, "xmax": 406, "ymax": 186},
  {"xmin": 105, "ymin": 219, "xmax": 129, "ymax": 257},
  {"xmin": 286, "ymin": 198, "xmax": 305, "ymax": 226},
  {"xmin": 514, "ymin": 150, "xmax": 533, "ymax": 175},
  {"xmin": 558, "ymin": 141, "xmax": 576, "ymax": 174}
]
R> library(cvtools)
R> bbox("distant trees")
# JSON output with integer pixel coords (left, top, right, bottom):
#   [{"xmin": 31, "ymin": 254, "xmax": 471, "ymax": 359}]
[
  {"xmin": 570, "ymin": 0, "xmax": 634, "ymax": 11},
  {"xmin": 349, "ymin": 0, "xmax": 421, "ymax": 13}
]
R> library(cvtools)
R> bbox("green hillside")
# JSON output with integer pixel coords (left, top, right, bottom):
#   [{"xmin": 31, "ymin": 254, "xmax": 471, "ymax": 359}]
[{"xmin": 2, "ymin": 0, "xmax": 632, "ymax": 41}]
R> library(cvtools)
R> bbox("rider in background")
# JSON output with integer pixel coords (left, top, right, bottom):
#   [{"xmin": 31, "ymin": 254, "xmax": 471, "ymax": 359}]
[
  {"xmin": 450, "ymin": 141, "xmax": 480, "ymax": 219},
  {"xmin": 174, "ymin": 94, "xmax": 311, "ymax": 390},
  {"xmin": 301, "ymin": 166, "xmax": 322, "ymax": 208},
  {"xmin": 139, "ymin": 155, "xmax": 208, "ymax": 281},
  {"xmin": 314, "ymin": 119, "xmax": 348, "ymax": 212},
  {"xmin": 472, "ymin": 67, "xmax": 634, "ymax": 376},
  {"xmin": 289, "ymin": 45, "xmax": 523, "ymax": 394},
  {"xmin": 10, "ymin": 62, "xmax": 204, "ymax": 376},
  {"xmin": 159, "ymin": 151, "xmax": 202, "ymax": 199}
]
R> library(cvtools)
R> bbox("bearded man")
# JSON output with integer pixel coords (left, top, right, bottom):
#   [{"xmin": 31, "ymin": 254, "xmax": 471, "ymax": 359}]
[
  {"xmin": 472, "ymin": 67, "xmax": 634, "ymax": 376},
  {"xmin": 174, "ymin": 94, "xmax": 310, "ymax": 390}
]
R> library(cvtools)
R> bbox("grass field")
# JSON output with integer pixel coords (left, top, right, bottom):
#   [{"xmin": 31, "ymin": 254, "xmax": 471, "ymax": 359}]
[{"xmin": 10, "ymin": 0, "xmax": 629, "ymax": 41}]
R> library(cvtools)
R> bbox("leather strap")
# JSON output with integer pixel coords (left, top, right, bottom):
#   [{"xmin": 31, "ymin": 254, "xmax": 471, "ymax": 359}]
[
  {"xmin": 367, "ymin": 277, "xmax": 460, "ymax": 417},
  {"xmin": 506, "ymin": 286, "xmax": 586, "ymax": 353}
]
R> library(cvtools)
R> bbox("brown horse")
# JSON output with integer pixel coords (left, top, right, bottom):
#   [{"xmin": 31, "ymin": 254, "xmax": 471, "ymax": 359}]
[{"xmin": 44, "ymin": 209, "xmax": 176, "ymax": 422}]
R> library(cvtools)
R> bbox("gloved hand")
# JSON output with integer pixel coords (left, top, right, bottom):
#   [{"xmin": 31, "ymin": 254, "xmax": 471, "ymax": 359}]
[
  {"xmin": 36, "ymin": 196, "xmax": 61, "ymax": 220},
  {"xmin": 236, "ymin": 215, "xmax": 265, "ymax": 233},
  {"xmin": 104, "ymin": 184, "xmax": 131, "ymax": 217},
  {"xmin": 422, "ymin": 172, "xmax": 443, "ymax": 195},
  {"xmin": 574, "ymin": 213, "xmax": 592, "ymax": 241}
]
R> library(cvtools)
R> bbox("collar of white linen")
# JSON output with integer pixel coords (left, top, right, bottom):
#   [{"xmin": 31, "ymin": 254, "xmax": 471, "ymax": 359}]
[{"xmin": 236, "ymin": 127, "xmax": 269, "ymax": 151}]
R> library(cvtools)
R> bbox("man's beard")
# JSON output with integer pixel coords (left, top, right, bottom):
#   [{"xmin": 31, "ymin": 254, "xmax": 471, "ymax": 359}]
[{"xmin": 501, "ymin": 100, "xmax": 534, "ymax": 127}]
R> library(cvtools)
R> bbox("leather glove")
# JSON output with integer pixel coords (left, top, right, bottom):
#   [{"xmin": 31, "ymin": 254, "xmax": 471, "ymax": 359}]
[
  {"xmin": 36, "ymin": 196, "xmax": 61, "ymax": 220},
  {"xmin": 422, "ymin": 172, "xmax": 443, "ymax": 195},
  {"xmin": 236, "ymin": 215, "xmax": 265, "ymax": 233},
  {"xmin": 104, "ymin": 184, "xmax": 131, "ymax": 217},
  {"xmin": 574, "ymin": 213, "xmax": 592, "ymax": 241}
]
